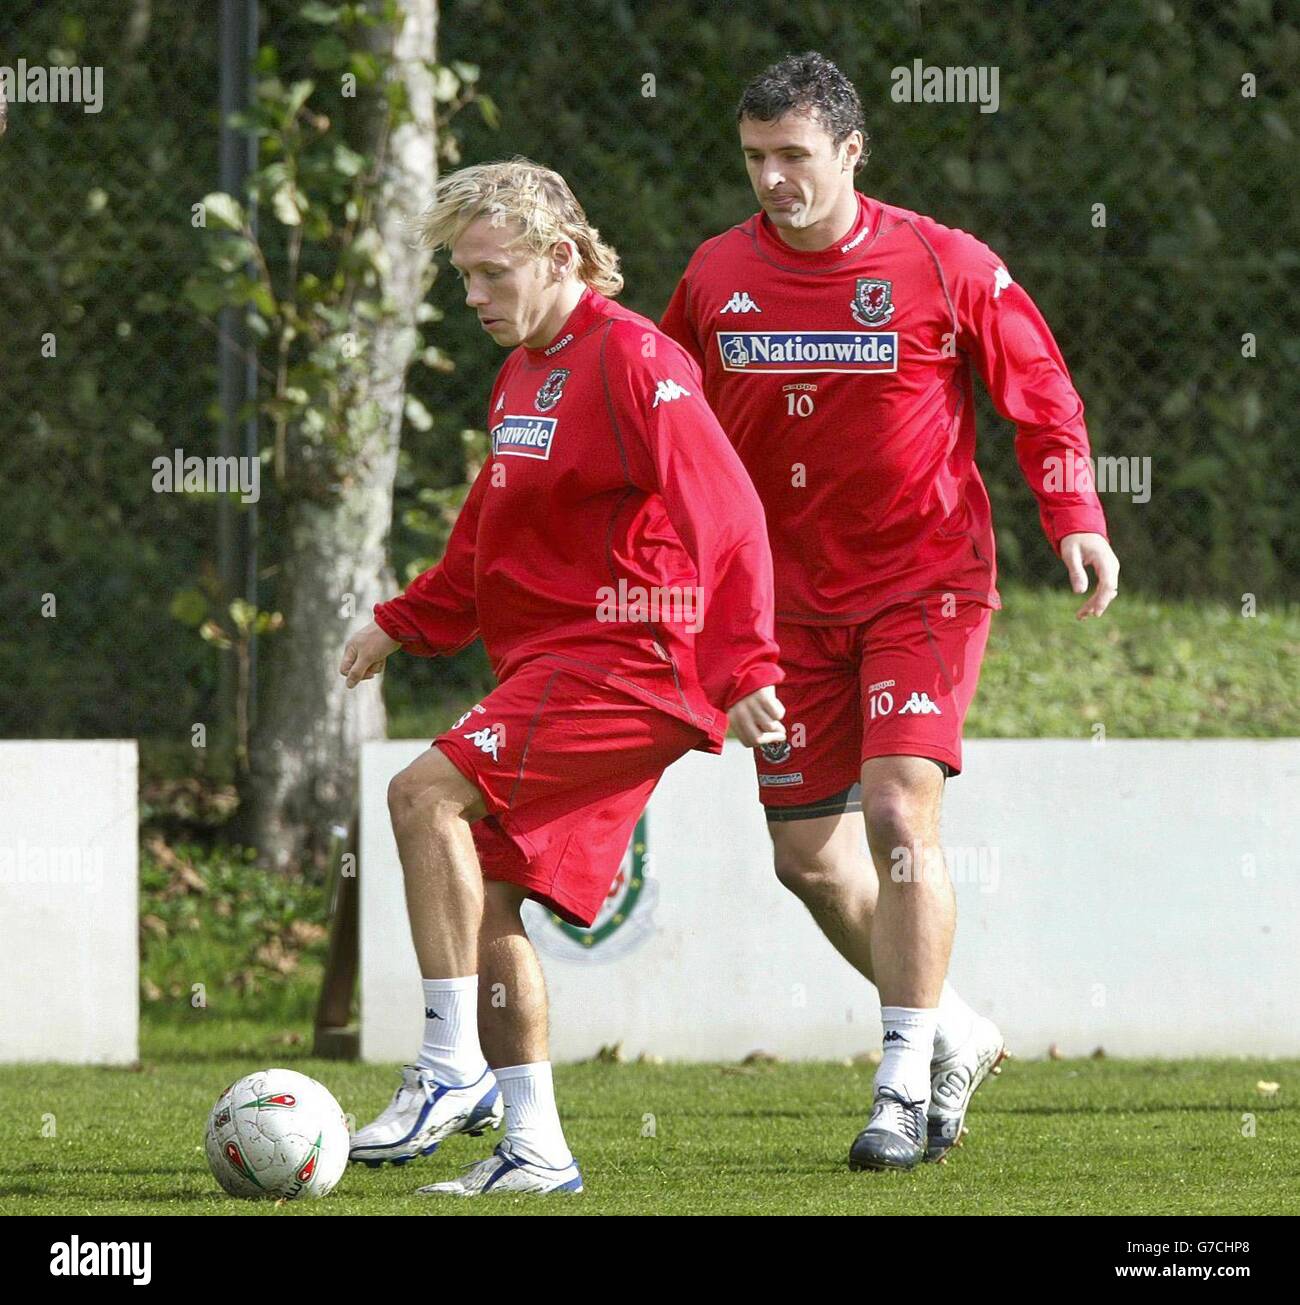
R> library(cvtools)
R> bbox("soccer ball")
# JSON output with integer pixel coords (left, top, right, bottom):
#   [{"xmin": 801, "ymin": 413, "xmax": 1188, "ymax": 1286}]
[{"xmin": 204, "ymin": 1068, "xmax": 349, "ymax": 1200}]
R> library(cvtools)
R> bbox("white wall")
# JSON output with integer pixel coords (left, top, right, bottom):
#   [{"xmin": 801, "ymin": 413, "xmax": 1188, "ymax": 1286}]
[
  {"xmin": 360, "ymin": 739, "xmax": 1300, "ymax": 1062},
  {"xmin": 0, "ymin": 741, "xmax": 139, "ymax": 1064}
]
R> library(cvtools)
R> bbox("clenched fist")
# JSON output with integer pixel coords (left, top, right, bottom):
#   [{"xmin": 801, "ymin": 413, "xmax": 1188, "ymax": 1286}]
[{"xmin": 727, "ymin": 684, "xmax": 786, "ymax": 748}]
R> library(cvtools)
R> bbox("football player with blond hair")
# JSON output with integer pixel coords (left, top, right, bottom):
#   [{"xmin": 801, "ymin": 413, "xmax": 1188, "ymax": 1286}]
[{"xmin": 342, "ymin": 158, "xmax": 785, "ymax": 1195}]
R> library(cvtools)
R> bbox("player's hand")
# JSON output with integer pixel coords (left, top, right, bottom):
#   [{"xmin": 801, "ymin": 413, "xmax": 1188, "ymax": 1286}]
[
  {"xmin": 727, "ymin": 684, "xmax": 786, "ymax": 747},
  {"xmin": 340, "ymin": 621, "xmax": 401, "ymax": 688},
  {"xmin": 1060, "ymin": 532, "xmax": 1120, "ymax": 620}
]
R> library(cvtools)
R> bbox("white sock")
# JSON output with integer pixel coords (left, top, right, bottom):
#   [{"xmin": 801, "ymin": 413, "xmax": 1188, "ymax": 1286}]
[
  {"xmin": 496, "ymin": 1062, "xmax": 571, "ymax": 1169},
  {"xmin": 932, "ymin": 982, "xmax": 977, "ymax": 1061},
  {"xmin": 875, "ymin": 1005, "xmax": 939, "ymax": 1105},
  {"xmin": 416, "ymin": 976, "xmax": 486, "ymax": 1086}
]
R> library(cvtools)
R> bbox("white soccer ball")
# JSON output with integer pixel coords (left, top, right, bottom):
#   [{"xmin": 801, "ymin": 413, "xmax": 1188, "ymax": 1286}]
[{"xmin": 204, "ymin": 1068, "xmax": 350, "ymax": 1200}]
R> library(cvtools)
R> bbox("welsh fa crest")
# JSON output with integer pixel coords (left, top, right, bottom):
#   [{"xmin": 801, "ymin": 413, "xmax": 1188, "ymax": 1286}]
[
  {"xmin": 523, "ymin": 815, "xmax": 657, "ymax": 964},
  {"xmin": 535, "ymin": 367, "xmax": 570, "ymax": 413},
  {"xmin": 760, "ymin": 739, "xmax": 792, "ymax": 765},
  {"xmin": 851, "ymin": 277, "xmax": 894, "ymax": 327}
]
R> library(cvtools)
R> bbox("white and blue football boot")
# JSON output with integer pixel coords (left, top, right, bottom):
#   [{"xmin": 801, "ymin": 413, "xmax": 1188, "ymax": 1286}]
[
  {"xmin": 417, "ymin": 1139, "xmax": 584, "ymax": 1197},
  {"xmin": 925, "ymin": 1015, "xmax": 1008, "ymax": 1163},
  {"xmin": 848, "ymin": 1085, "xmax": 928, "ymax": 1172},
  {"xmin": 349, "ymin": 1064, "xmax": 503, "ymax": 1168}
]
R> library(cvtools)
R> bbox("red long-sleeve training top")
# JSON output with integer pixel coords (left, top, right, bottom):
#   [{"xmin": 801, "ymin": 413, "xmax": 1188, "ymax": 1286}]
[
  {"xmin": 373, "ymin": 287, "xmax": 783, "ymax": 748},
  {"xmin": 660, "ymin": 192, "xmax": 1108, "ymax": 624}
]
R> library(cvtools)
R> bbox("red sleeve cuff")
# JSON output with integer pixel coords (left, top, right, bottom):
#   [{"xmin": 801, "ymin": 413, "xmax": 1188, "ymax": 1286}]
[
  {"xmin": 373, "ymin": 601, "xmax": 433, "ymax": 657},
  {"xmin": 722, "ymin": 663, "xmax": 785, "ymax": 712},
  {"xmin": 1047, "ymin": 507, "xmax": 1109, "ymax": 555}
]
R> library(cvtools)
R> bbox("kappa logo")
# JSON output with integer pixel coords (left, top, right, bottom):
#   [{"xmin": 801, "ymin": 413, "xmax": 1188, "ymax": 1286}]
[
  {"xmin": 720, "ymin": 290, "xmax": 762, "ymax": 313},
  {"xmin": 851, "ymin": 277, "xmax": 895, "ymax": 326},
  {"xmin": 494, "ymin": 393, "xmax": 505, "ymax": 412},
  {"xmin": 993, "ymin": 266, "xmax": 1013, "ymax": 299},
  {"xmin": 464, "ymin": 726, "xmax": 502, "ymax": 759},
  {"xmin": 535, "ymin": 367, "xmax": 569, "ymax": 412},
  {"xmin": 652, "ymin": 378, "xmax": 692, "ymax": 407},
  {"xmin": 898, "ymin": 692, "xmax": 942, "ymax": 716}
]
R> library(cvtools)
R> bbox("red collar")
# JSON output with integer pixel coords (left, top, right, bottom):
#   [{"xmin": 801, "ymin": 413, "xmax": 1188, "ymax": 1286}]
[{"xmin": 522, "ymin": 286, "xmax": 608, "ymax": 363}]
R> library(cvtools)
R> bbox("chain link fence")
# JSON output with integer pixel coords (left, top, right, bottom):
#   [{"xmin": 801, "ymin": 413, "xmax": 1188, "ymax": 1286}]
[{"xmin": 3, "ymin": 0, "xmax": 1296, "ymax": 741}]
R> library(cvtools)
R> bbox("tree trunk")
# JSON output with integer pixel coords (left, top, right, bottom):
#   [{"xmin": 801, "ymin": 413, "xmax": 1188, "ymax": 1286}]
[{"xmin": 246, "ymin": 0, "xmax": 439, "ymax": 872}]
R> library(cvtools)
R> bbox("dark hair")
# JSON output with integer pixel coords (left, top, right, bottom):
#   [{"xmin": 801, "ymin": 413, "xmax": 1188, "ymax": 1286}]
[{"xmin": 737, "ymin": 51, "xmax": 869, "ymax": 172}]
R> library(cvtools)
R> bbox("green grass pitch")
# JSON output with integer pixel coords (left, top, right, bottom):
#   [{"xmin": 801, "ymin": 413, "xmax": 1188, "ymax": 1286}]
[{"xmin": 1, "ymin": 1032, "xmax": 1294, "ymax": 1215}]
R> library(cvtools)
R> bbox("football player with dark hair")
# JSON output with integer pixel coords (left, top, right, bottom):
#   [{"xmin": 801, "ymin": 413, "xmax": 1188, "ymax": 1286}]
[{"xmin": 663, "ymin": 51, "xmax": 1118, "ymax": 1171}]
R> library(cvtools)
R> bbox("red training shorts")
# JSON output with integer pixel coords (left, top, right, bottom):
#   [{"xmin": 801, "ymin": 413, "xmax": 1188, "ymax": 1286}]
[
  {"xmin": 433, "ymin": 657, "xmax": 705, "ymax": 926},
  {"xmin": 755, "ymin": 595, "xmax": 992, "ymax": 814}
]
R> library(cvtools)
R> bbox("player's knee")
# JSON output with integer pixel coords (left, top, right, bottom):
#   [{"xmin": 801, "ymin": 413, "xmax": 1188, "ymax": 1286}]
[
  {"xmin": 862, "ymin": 787, "xmax": 929, "ymax": 861},
  {"xmin": 386, "ymin": 766, "xmax": 464, "ymax": 829},
  {"xmin": 772, "ymin": 844, "xmax": 839, "ymax": 903}
]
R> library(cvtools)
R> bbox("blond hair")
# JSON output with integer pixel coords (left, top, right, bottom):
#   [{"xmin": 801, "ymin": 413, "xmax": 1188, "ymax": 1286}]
[{"xmin": 417, "ymin": 157, "xmax": 623, "ymax": 297}]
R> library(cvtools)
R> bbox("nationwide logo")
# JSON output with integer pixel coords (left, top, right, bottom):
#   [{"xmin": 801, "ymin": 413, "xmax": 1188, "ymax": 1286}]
[
  {"xmin": 720, "ymin": 291, "xmax": 762, "ymax": 313},
  {"xmin": 851, "ymin": 277, "xmax": 895, "ymax": 326},
  {"xmin": 718, "ymin": 331, "xmax": 898, "ymax": 375},
  {"xmin": 898, "ymin": 692, "xmax": 942, "ymax": 716},
  {"xmin": 492, "ymin": 414, "xmax": 557, "ymax": 459},
  {"xmin": 758, "ymin": 772, "xmax": 804, "ymax": 786},
  {"xmin": 535, "ymin": 367, "xmax": 570, "ymax": 412},
  {"xmin": 652, "ymin": 378, "xmax": 692, "ymax": 407}
]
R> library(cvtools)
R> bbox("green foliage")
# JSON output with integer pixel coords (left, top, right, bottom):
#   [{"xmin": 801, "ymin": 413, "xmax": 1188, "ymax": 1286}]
[
  {"xmin": 3, "ymin": 1, "xmax": 1295, "ymax": 746},
  {"xmin": 183, "ymin": 12, "xmax": 489, "ymax": 503},
  {"xmin": 975, "ymin": 587, "xmax": 1300, "ymax": 738},
  {"xmin": 138, "ymin": 840, "xmax": 329, "ymax": 1025}
]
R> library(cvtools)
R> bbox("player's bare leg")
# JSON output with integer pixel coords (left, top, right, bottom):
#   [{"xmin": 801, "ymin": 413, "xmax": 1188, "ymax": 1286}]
[
  {"xmin": 419, "ymin": 880, "xmax": 581, "ymax": 1194},
  {"xmin": 861, "ymin": 756, "xmax": 950, "ymax": 1009},
  {"xmin": 350, "ymin": 747, "xmax": 503, "ymax": 1166},
  {"xmin": 847, "ymin": 755, "xmax": 950, "ymax": 1169},
  {"xmin": 848, "ymin": 754, "xmax": 1005, "ymax": 1169},
  {"xmin": 478, "ymin": 880, "xmax": 549, "ymax": 1065},
  {"xmin": 769, "ymin": 811, "xmax": 877, "ymax": 983},
  {"xmin": 388, "ymin": 745, "xmax": 488, "ymax": 977}
]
